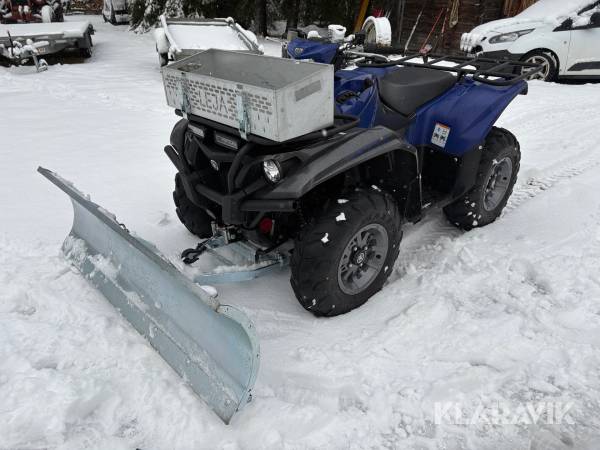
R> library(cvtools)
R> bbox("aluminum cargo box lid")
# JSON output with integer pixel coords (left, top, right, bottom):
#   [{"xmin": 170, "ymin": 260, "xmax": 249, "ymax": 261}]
[
  {"xmin": 171, "ymin": 49, "xmax": 327, "ymax": 91},
  {"xmin": 162, "ymin": 49, "xmax": 334, "ymax": 142}
]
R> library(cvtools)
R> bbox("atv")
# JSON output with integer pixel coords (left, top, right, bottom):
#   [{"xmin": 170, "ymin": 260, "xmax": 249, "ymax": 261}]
[
  {"xmin": 37, "ymin": 34, "xmax": 541, "ymax": 425},
  {"xmin": 163, "ymin": 38, "xmax": 541, "ymax": 317}
]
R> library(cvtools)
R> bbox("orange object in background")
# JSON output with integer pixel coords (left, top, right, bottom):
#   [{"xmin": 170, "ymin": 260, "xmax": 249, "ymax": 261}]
[{"xmin": 353, "ymin": 0, "xmax": 370, "ymax": 32}]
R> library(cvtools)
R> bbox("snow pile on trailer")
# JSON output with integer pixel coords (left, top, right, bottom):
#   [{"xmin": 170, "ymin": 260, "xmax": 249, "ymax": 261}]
[{"xmin": 0, "ymin": 21, "xmax": 91, "ymax": 38}]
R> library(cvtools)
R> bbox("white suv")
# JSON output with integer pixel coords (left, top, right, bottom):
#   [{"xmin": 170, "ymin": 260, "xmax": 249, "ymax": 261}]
[{"xmin": 461, "ymin": 0, "xmax": 600, "ymax": 81}]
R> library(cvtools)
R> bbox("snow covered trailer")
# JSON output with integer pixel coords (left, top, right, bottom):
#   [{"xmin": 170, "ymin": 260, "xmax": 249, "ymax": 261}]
[
  {"xmin": 154, "ymin": 15, "xmax": 263, "ymax": 67},
  {"xmin": 0, "ymin": 20, "xmax": 93, "ymax": 67},
  {"xmin": 37, "ymin": 167, "xmax": 260, "ymax": 424}
]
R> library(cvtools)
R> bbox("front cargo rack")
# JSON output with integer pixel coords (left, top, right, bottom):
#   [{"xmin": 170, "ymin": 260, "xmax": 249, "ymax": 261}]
[{"xmin": 356, "ymin": 51, "xmax": 543, "ymax": 87}]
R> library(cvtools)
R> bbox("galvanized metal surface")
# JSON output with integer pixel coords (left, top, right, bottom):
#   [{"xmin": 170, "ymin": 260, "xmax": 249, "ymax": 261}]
[
  {"xmin": 0, "ymin": 22, "xmax": 93, "ymax": 62},
  {"xmin": 38, "ymin": 167, "xmax": 260, "ymax": 424},
  {"xmin": 161, "ymin": 49, "xmax": 334, "ymax": 142},
  {"xmin": 192, "ymin": 237, "xmax": 289, "ymax": 285},
  {"xmin": 160, "ymin": 15, "xmax": 262, "ymax": 55}
]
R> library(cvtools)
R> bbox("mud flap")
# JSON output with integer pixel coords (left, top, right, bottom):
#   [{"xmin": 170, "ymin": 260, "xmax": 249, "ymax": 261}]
[{"xmin": 38, "ymin": 167, "xmax": 260, "ymax": 424}]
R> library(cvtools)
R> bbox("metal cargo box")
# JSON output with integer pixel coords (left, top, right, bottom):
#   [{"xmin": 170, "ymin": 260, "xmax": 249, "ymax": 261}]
[{"xmin": 161, "ymin": 49, "xmax": 334, "ymax": 142}]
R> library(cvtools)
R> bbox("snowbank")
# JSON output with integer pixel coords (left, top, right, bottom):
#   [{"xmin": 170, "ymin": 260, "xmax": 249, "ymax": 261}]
[{"xmin": 2, "ymin": 14, "xmax": 600, "ymax": 450}]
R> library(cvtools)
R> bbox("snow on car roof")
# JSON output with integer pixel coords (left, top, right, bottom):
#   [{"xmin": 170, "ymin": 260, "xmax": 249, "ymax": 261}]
[{"xmin": 516, "ymin": 0, "xmax": 594, "ymax": 21}]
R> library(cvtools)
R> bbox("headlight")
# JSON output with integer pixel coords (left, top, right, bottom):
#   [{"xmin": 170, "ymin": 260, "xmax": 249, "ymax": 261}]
[
  {"xmin": 489, "ymin": 29, "xmax": 534, "ymax": 44},
  {"xmin": 263, "ymin": 160, "xmax": 282, "ymax": 183}
]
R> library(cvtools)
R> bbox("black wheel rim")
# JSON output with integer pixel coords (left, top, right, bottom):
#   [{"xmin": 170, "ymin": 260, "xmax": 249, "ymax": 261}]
[
  {"xmin": 483, "ymin": 157, "xmax": 513, "ymax": 211},
  {"xmin": 337, "ymin": 223, "xmax": 389, "ymax": 295}
]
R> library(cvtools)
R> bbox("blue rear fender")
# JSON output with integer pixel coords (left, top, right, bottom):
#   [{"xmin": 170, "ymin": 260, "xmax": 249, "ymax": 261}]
[{"xmin": 406, "ymin": 78, "xmax": 527, "ymax": 156}]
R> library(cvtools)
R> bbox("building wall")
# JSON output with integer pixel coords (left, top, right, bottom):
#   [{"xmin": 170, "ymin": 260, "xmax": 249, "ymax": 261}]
[{"xmin": 392, "ymin": 0, "xmax": 506, "ymax": 54}]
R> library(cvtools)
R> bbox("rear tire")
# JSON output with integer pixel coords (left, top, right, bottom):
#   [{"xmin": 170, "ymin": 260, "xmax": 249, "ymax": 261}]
[
  {"xmin": 443, "ymin": 127, "xmax": 520, "ymax": 230},
  {"xmin": 291, "ymin": 189, "xmax": 402, "ymax": 317},
  {"xmin": 173, "ymin": 173, "xmax": 213, "ymax": 238}
]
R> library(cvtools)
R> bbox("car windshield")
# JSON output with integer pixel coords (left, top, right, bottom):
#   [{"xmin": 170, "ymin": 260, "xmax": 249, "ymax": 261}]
[{"xmin": 516, "ymin": 0, "xmax": 593, "ymax": 20}]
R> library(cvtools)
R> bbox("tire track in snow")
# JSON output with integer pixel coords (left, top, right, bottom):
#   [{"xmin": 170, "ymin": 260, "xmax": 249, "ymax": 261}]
[
  {"xmin": 390, "ymin": 150, "xmax": 600, "ymax": 285},
  {"xmin": 506, "ymin": 153, "xmax": 600, "ymax": 211}
]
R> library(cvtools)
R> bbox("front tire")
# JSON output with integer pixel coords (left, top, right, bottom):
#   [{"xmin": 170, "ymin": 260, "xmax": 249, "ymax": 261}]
[
  {"xmin": 173, "ymin": 173, "xmax": 213, "ymax": 238},
  {"xmin": 444, "ymin": 127, "xmax": 520, "ymax": 230},
  {"xmin": 291, "ymin": 189, "xmax": 402, "ymax": 317}
]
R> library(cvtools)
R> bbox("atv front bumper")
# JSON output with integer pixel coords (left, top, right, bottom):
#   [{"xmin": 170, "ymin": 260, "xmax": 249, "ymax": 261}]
[
  {"xmin": 165, "ymin": 143, "xmax": 297, "ymax": 225},
  {"xmin": 166, "ymin": 114, "xmax": 416, "ymax": 227}
]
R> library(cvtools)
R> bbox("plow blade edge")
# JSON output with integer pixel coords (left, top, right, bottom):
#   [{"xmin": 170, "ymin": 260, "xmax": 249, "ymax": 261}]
[{"xmin": 38, "ymin": 167, "xmax": 259, "ymax": 423}]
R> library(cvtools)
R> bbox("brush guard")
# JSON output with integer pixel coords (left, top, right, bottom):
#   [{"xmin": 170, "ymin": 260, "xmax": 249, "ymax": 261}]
[{"xmin": 38, "ymin": 167, "xmax": 260, "ymax": 424}]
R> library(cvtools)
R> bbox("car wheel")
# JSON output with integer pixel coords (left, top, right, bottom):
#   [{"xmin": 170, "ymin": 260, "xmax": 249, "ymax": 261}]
[
  {"xmin": 157, "ymin": 46, "xmax": 168, "ymax": 66},
  {"xmin": 521, "ymin": 50, "xmax": 557, "ymax": 82}
]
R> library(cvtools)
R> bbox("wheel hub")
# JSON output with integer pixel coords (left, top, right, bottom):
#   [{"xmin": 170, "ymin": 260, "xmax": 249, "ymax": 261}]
[
  {"xmin": 523, "ymin": 55, "xmax": 551, "ymax": 81},
  {"xmin": 353, "ymin": 249, "xmax": 367, "ymax": 265},
  {"xmin": 483, "ymin": 157, "xmax": 513, "ymax": 211},
  {"xmin": 338, "ymin": 223, "xmax": 389, "ymax": 296}
]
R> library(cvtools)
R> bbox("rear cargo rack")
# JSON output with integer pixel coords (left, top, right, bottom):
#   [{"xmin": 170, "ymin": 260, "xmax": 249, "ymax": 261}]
[{"xmin": 357, "ymin": 51, "xmax": 543, "ymax": 87}]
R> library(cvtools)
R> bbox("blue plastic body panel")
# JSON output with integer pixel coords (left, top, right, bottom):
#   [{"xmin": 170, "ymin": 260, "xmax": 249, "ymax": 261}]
[
  {"xmin": 288, "ymin": 40, "xmax": 526, "ymax": 156},
  {"xmin": 286, "ymin": 38, "xmax": 340, "ymax": 64},
  {"xmin": 404, "ymin": 77, "xmax": 525, "ymax": 156},
  {"xmin": 334, "ymin": 67, "xmax": 526, "ymax": 156}
]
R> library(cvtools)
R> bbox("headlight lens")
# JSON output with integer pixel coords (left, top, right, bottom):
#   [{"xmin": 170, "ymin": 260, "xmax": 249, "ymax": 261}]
[
  {"xmin": 489, "ymin": 29, "xmax": 534, "ymax": 44},
  {"xmin": 263, "ymin": 160, "xmax": 282, "ymax": 183}
]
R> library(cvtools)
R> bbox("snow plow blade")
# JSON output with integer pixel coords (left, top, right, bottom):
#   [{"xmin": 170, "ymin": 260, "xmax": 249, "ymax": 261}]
[{"xmin": 38, "ymin": 167, "xmax": 259, "ymax": 424}]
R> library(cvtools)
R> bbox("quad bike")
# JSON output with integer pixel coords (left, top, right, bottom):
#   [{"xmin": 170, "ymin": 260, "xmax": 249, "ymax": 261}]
[
  {"xmin": 38, "ymin": 35, "xmax": 541, "ymax": 424},
  {"xmin": 0, "ymin": 0, "xmax": 63, "ymax": 23},
  {"xmin": 164, "ymin": 38, "xmax": 541, "ymax": 318}
]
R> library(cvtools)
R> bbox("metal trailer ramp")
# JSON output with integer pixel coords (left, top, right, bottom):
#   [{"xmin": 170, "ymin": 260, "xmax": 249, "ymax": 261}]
[{"xmin": 38, "ymin": 167, "xmax": 259, "ymax": 423}]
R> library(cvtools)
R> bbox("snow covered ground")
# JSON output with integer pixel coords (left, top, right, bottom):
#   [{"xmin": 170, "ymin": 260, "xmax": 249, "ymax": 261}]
[{"xmin": 2, "ymin": 15, "xmax": 600, "ymax": 450}]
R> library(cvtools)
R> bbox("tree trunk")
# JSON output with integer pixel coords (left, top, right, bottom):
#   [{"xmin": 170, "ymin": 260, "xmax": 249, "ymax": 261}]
[
  {"xmin": 387, "ymin": 0, "xmax": 406, "ymax": 46},
  {"xmin": 286, "ymin": 0, "xmax": 299, "ymax": 31},
  {"xmin": 254, "ymin": 0, "xmax": 267, "ymax": 36}
]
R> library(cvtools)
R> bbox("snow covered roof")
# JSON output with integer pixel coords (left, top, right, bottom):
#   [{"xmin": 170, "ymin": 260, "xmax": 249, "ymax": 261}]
[{"xmin": 516, "ymin": 0, "xmax": 595, "ymax": 21}]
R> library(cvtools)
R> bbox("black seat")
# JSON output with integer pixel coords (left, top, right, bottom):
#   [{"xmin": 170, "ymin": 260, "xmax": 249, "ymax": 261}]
[{"xmin": 378, "ymin": 67, "xmax": 456, "ymax": 116}]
